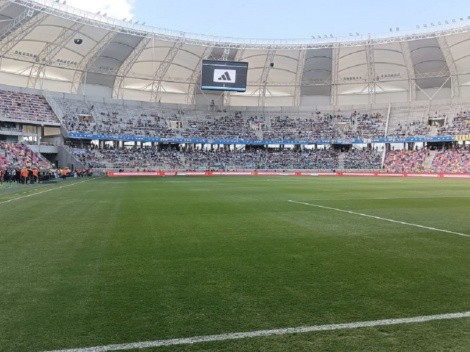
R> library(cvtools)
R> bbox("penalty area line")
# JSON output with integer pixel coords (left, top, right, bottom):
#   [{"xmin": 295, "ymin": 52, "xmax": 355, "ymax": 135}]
[
  {"xmin": 0, "ymin": 178, "xmax": 94, "ymax": 206},
  {"xmin": 288, "ymin": 200, "xmax": 470, "ymax": 238},
  {"xmin": 41, "ymin": 311, "xmax": 470, "ymax": 352}
]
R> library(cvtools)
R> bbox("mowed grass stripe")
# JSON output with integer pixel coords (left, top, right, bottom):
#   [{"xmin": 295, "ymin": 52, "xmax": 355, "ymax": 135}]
[
  {"xmin": 42, "ymin": 311, "xmax": 470, "ymax": 352},
  {"xmin": 0, "ymin": 177, "xmax": 469, "ymax": 352},
  {"xmin": 288, "ymin": 200, "xmax": 470, "ymax": 238}
]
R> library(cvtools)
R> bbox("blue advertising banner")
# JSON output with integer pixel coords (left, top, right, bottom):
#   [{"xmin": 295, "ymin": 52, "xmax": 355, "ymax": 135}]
[{"xmin": 67, "ymin": 132, "xmax": 456, "ymax": 145}]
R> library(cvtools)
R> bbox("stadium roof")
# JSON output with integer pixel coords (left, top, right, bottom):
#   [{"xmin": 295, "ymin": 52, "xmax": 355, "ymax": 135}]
[{"xmin": 1, "ymin": 0, "xmax": 470, "ymax": 106}]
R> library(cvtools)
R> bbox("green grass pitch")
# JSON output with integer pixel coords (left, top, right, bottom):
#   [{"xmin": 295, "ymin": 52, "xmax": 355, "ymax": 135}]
[{"xmin": 0, "ymin": 176, "xmax": 469, "ymax": 352}]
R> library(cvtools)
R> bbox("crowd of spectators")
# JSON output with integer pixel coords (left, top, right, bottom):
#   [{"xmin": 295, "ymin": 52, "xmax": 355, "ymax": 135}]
[
  {"xmin": 383, "ymin": 149, "xmax": 428, "ymax": 173},
  {"xmin": 67, "ymin": 145, "xmax": 393, "ymax": 171},
  {"xmin": 0, "ymin": 89, "xmax": 469, "ymax": 175},
  {"xmin": 181, "ymin": 112, "xmax": 259, "ymax": 141},
  {"xmin": 439, "ymin": 110, "xmax": 470, "ymax": 135},
  {"xmin": 0, "ymin": 142, "xmax": 51, "ymax": 170},
  {"xmin": 343, "ymin": 149, "xmax": 382, "ymax": 169},
  {"xmin": 0, "ymin": 141, "xmax": 54, "ymax": 184},
  {"xmin": 431, "ymin": 147, "xmax": 470, "ymax": 173},
  {"xmin": 0, "ymin": 89, "xmax": 59, "ymax": 124},
  {"xmin": 68, "ymin": 142, "xmax": 470, "ymax": 173},
  {"xmin": 389, "ymin": 119, "xmax": 431, "ymax": 138},
  {"xmin": 351, "ymin": 112, "xmax": 386, "ymax": 139},
  {"xmin": 69, "ymin": 146, "xmax": 343, "ymax": 171},
  {"xmin": 57, "ymin": 98, "xmax": 389, "ymax": 143}
]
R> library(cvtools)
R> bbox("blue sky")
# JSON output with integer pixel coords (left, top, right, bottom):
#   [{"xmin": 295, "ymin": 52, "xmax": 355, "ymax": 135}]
[{"xmin": 67, "ymin": 0, "xmax": 470, "ymax": 39}]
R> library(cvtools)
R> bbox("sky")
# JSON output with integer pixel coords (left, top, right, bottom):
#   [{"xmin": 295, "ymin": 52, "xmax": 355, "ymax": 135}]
[{"xmin": 64, "ymin": 0, "xmax": 470, "ymax": 40}]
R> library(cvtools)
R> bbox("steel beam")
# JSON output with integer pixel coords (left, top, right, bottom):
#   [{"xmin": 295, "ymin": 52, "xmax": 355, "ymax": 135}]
[
  {"xmin": 293, "ymin": 48, "xmax": 307, "ymax": 106},
  {"xmin": 27, "ymin": 21, "xmax": 84, "ymax": 88},
  {"xmin": 149, "ymin": 39, "xmax": 184, "ymax": 102},
  {"xmin": 11, "ymin": 0, "xmax": 470, "ymax": 50},
  {"xmin": 70, "ymin": 30, "xmax": 116, "ymax": 93},
  {"xmin": 437, "ymin": 35, "xmax": 460, "ymax": 98},
  {"xmin": 399, "ymin": 41, "xmax": 417, "ymax": 102},
  {"xmin": 0, "ymin": 10, "xmax": 46, "ymax": 57},
  {"xmin": 258, "ymin": 50, "xmax": 276, "ymax": 106},
  {"xmin": 113, "ymin": 35, "xmax": 151, "ymax": 99},
  {"xmin": 187, "ymin": 46, "xmax": 212, "ymax": 105}
]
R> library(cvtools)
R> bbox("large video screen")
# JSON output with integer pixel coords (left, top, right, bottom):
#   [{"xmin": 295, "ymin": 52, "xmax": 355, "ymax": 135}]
[{"xmin": 201, "ymin": 60, "xmax": 248, "ymax": 92}]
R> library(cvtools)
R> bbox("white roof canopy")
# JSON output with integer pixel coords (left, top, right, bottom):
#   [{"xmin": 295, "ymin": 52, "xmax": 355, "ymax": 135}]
[{"xmin": 1, "ymin": 0, "xmax": 470, "ymax": 106}]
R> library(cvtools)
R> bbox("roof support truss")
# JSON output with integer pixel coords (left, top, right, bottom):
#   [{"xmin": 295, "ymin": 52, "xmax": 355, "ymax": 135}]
[
  {"xmin": 27, "ymin": 21, "xmax": 84, "ymax": 89},
  {"xmin": 187, "ymin": 46, "xmax": 212, "ymax": 105},
  {"xmin": 330, "ymin": 45, "xmax": 340, "ymax": 106},
  {"xmin": 70, "ymin": 31, "xmax": 116, "ymax": 93},
  {"xmin": 293, "ymin": 48, "xmax": 307, "ymax": 106},
  {"xmin": 113, "ymin": 35, "xmax": 151, "ymax": 99},
  {"xmin": 258, "ymin": 50, "xmax": 276, "ymax": 106},
  {"xmin": 223, "ymin": 48, "xmax": 245, "ymax": 106},
  {"xmin": 0, "ymin": 10, "xmax": 46, "ymax": 57},
  {"xmin": 0, "ymin": 5, "xmax": 35, "ymax": 42},
  {"xmin": 399, "ymin": 41, "xmax": 416, "ymax": 102},
  {"xmin": 149, "ymin": 39, "xmax": 184, "ymax": 102},
  {"xmin": 437, "ymin": 36, "xmax": 460, "ymax": 98},
  {"xmin": 365, "ymin": 39, "xmax": 376, "ymax": 104}
]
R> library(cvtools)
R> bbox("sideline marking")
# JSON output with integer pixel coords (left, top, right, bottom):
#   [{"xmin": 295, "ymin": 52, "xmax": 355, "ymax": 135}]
[
  {"xmin": 42, "ymin": 311, "xmax": 470, "ymax": 352},
  {"xmin": 0, "ymin": 179, "xmax": 94, "ymax": 206},
  {"xmin": 288, "ymin": 200, "xmax": 470, "ymax": 238}
]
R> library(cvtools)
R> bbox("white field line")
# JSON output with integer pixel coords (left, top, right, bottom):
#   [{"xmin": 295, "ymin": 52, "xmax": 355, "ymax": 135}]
[
  {"xmin": 0, "ymin": 179, "xmax": 93, "ymax": 206},
  {"xmin": 288, "ymin": 200, "xmax": 470, "ymax": 238},
  {"xmin": 42, "ymin": 311, "xmax": 470, "ymax": 352},
  {"xmin": 292, "ymin": 195, "xmax": 470, "ymax": 201}
]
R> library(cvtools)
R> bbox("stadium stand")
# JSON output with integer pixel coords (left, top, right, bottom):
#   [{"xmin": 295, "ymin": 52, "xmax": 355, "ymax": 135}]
[
  {"xmin": 0, "ymin": 89, "xmax": 60, "ymax": 124},
  {"xmin": 0, "ymin": 142, "xmax": 52, "ymax": 170},
  {"xmin": 438, "ymin": 110, "xmax": 470, "ymax": 135},
  {"xmin": 0, "ymin": 88, "xmax": 468, "ymax": 174},
  {"xmin": 383, "ymin": 149, "xmax": 428, "ymax": 173},
  {"xmin": 431, "ymin": 148, "xmax": 470, "ymax": 173}
]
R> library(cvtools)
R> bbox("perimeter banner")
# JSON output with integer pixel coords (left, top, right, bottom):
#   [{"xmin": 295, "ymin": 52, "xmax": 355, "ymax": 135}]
[{"xmin": 107, "ymin": 171, "xmax": 470, "ymax": 179}]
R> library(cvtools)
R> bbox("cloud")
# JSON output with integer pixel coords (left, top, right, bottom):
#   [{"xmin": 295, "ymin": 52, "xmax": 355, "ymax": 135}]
[{"xmin": 65, "ymin": 0, "xmax": 135, "ymax": 20}]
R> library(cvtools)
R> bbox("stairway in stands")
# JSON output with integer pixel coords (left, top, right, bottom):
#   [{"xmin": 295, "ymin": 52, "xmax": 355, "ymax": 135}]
[
  {"xmin": 423, "ymin": 150, "xmax": 437, "ymax": 171},
  {"xmin": 338, "ymin": 153, "xmax": 345, "ymax": 170}
]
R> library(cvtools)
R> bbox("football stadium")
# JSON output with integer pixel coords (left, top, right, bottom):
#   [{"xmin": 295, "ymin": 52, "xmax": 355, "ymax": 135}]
[{"xmin": 0, "ymin": 1, "xmax": 469, "ymax": 351}]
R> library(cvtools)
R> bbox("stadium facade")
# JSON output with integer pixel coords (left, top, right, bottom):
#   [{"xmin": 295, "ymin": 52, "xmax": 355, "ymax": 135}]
[{"xmin": 0, "ymin": 0, "xmax": 469, "ymax": 174}]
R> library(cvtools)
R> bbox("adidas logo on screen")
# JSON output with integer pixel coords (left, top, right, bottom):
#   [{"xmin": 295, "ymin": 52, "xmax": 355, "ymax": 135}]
[{"xmin": 213, "ymin": 69, "xmax": 236, "ymax": 83}]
